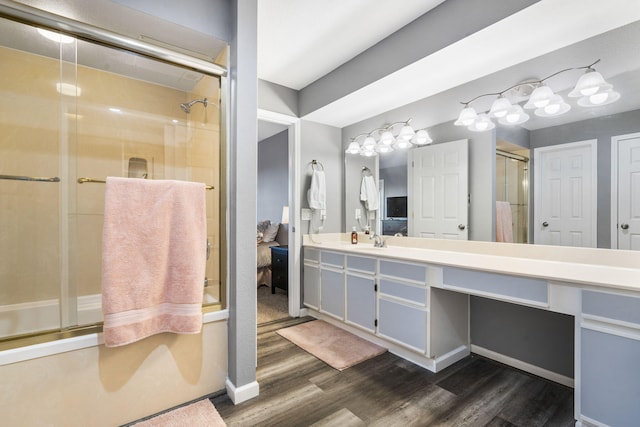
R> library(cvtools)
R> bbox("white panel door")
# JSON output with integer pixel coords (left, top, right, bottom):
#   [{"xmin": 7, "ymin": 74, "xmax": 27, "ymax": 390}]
[
  {"xmin": 409, "ymin": 139, "xmax": 468, "ymax": 239},
  {"xmin": 617, "ymin": 135, "xmax": 640, "ymax": 250},
  {"xmin": 534, "ymin": 140, "xmax": 596, "ymax": 247}
]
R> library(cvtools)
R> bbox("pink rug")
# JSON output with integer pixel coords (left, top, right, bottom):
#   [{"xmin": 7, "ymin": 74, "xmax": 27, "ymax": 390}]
[
  {"xmin": 132, "ymin": 399, "xmax": 226, "ymax": 427},
  {"xmin": 276, "ymin": 320, "xmax": 387, "ymax": 371}
]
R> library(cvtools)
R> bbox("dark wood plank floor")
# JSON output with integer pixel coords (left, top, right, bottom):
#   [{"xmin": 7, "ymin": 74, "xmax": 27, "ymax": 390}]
[{"xmin": 212, "ymin": 317, "xmax": 575, "ymax": 426}]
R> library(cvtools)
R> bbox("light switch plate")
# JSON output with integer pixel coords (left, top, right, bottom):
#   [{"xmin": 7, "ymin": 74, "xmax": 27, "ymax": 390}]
[{"xmin": 301, "ymin": 208, "xmax": 312, "ymax": 220}]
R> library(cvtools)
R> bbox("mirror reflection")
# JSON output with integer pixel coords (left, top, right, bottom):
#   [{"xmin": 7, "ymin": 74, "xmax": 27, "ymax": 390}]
[{"xmin": 344, "ymin": 21, "xmax": 640, "ymax": 250}]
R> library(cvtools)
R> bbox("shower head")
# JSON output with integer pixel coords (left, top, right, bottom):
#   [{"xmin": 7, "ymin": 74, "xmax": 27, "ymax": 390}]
[{"xmin": 180, "ymin": 98, "xmax": 208, "ymax": 113}]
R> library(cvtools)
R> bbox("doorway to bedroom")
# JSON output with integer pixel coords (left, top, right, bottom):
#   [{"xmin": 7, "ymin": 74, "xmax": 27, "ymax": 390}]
[{"xmin": 256, "ymin": 121, "xmax": 290, "ymax": 324}]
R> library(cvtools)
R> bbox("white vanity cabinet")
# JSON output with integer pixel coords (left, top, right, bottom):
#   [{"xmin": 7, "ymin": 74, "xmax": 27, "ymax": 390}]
[
  {"xmin": 377, "ymin": 259, "xmax": 429, "ymax": 353},
  {"xmin": 345, "ymin": 255, "xmax": 376, "ymax": 332},
  {"xmin": 303, "ymin": 247, "xmax": 469, "ymax": 372},
  {"xmin": 579, "ymin": 290, "xmax": 640, "ymax": 427}
]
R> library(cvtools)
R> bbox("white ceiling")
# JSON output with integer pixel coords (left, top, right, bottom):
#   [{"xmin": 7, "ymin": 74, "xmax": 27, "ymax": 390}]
[
  {"xmin": 257, "ymin": 0, "xmax": 640, "ymax": 129},
  {"xmin": 257, "ymin": 0, "xmax": 445, "ymax": 91}
]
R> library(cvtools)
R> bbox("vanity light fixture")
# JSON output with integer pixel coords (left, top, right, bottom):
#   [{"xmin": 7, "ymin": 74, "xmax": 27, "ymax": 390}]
[
  {"xmin": 346, "ymin": 119, "xmax": 426, "ymax": 156},
  {"xmin": 454, "ymin": 59, "xmax": 619, "ymax": 131}
]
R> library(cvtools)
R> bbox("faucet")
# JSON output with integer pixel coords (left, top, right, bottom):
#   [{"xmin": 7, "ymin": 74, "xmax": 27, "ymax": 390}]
[{"xmin": 370, "ymin": 232, "xmax": 387, "ymax": 248}]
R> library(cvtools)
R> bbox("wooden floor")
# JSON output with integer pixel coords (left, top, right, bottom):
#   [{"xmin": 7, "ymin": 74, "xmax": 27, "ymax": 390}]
[{"xmin": 212, "ymin": 317, "xmax": 575, "ymax": 426}]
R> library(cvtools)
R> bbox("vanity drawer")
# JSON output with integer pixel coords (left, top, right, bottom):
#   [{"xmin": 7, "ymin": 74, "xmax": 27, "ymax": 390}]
[
  {"xmin": 379, "ymin": 260, "xmax": 427, "ymax": 283},
  {"xmin": 304, "ymin": 248, "xmax": 320, "ymax": 263},
  {"xmin": 379, "ymin": 278, "xmax": 428, "ymax": 306},
  {"xmin": 443, "ymin": 267, "xmax": 548, "ymax": 305},
  {"xmin": 321, "ymin": 251, "xmax": 345, "ymax": 269},
  {"xmin": 583, "ymin": 290, "xmax": 640, "ymax": 326},
  {"xmin": 347, "ymin": 255, "xmax": 376, "ymax": 274}
]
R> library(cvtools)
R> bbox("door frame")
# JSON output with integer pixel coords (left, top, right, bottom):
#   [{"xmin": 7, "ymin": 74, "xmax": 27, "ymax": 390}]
[
  {"xmin": 610, "ymin": 132, "xmax": 640, "ymax": 249},
  {"xmin": 533, "ymin": 139, "xmax": 597, "ymax": 246},
  {"xmin": 257, "ymin": 108, "xmax": 301, "ymax": 318}
]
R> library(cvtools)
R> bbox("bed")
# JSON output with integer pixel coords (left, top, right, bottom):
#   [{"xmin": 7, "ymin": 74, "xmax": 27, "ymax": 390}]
[{"xmin": 256, "ymin": 220, "xmax": 287, "ymax": 289}]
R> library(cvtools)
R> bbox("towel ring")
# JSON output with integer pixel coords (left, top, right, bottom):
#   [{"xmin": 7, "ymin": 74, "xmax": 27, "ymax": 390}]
[{"xmin": 311, "ymin": 159, "xmax": 324, "ymax": 171}]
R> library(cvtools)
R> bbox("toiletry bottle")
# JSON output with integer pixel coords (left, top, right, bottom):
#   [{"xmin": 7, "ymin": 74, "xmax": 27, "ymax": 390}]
[
  {"xmin": 365, "ymin": 226, "xmax": 370, "ymax": 235},
  {"xmin": 351, "ymin": 227, "xmax": 358, "ymax": 244}
]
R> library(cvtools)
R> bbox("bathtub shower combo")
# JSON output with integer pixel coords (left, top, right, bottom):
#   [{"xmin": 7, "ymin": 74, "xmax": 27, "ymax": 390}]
[{"xmin": 0, "ymin": 12, "xmax": 224, "ymax": 341}]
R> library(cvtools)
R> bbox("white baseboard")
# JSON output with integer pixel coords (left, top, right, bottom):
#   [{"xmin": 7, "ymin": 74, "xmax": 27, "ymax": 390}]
[
  {"xmin": 471, "ymin": 344, "xmax": 574, "ymax": 388},
  {"xmin": 225, "ymin": 378, "xmax": 259, "ymax": 404}
]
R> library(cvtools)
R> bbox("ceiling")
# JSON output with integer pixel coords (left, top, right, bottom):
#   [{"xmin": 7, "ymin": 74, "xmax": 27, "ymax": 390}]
[{"xmin": 257, "ymin": 0, "xmax": 640, "ymax": 131}]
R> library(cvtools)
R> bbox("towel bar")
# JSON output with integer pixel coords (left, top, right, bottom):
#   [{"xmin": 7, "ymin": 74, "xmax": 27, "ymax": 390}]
[
  {"xmin": 77, "ymin": 177, "xmax": 214, "ymax": 190},
  {"xmin": 0, "ymin": 174, "xmax": 60, "ymax": 183}
]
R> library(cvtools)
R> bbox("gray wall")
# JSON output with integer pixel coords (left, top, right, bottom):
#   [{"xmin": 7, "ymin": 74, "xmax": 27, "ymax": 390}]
[
  {"xmin": 300, "ymin": 120, "xmax": 343, "ymax": 233},
  {"xmin": 470, "ymin": 297, "xmax": 575, "ymax": 378},
  {"xmin": 529, "ymin": 109, "xmax": 640, "ymax": 248},
  {"xmin": 299, "ymin": 0, "xmax": 540, "ymax": 116},
  {"xmin": 227, "ymin": 0, "xmax": 258, "ymax": 392},
  {"xmin": 257, "ymin": 130, "xmax": 289, "ymax": 222},
  {"xmin": 258, "ymin": 79, "xmax": 299, "ymax": 117},
  {"xmin": 380, "ymin": 165, "xmax": 407, "ymax": 200}
]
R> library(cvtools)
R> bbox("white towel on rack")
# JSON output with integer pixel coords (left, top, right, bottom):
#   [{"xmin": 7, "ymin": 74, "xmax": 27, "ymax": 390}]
[
  {"xmin": 496, "ymin": 201, "xmax": 514, "ymax": 243},
  {"xmin": 360, "ymin": 175, "xmax": 379, "ymax": 211},
  {"xmin": 307, "ymin": 170, "xmax": 326, "ymax": 213}
]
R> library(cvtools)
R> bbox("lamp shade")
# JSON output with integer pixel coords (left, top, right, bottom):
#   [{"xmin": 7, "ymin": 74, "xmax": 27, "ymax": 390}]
[
  {"xmin": 376, "ymin": 143, "xmax": 394, "ymax": 153},
  {"xmin": 413, "ymin": 129, "xmax": 433, "ymax": 145},
  {"xmin": 489, "ymin": 96, "xmax": 512, "ymax": 118},
  {"xmin": 379, "ymin": 130, "xmax": 395, "ymax": 146},
  {"xmin": 577, "ymin": 89, "xmax": 620, "ymax": 107},
  {"xmin": 281, "ymin": 206, "xmax": 289, "ymax": 224},
  {"xmin": 569, "ymin": 70, "xmax": 612, "ymax": 97},
  {"xmin": 362, "ymin": 136, "xmax": 376, "ymax": 150},
  {"xmin": 524, "ymin": 85, "xmax": 555, "ymax": 109},
  {"xmin": 454, "ymin": 106, "xmax": 478, "ymax": 126},
  {"xmin": 393, "ymin": 139, "xmax": 413, "ymax": 149},
  {"xmin": 498, "ymin": 104, "xmax": 529, "ymax": 125},
  {"xmin": 397, "ymin": 124, "xmax": 415, "ymax": 141},
  {"xmin": 534, "ymin": 94, "xmax": 571, "ymax": 117},
  {"xmin": 345, "ymin": 141, "xmax": 361, "ymax": 154},
  {"xmin": 467, "ymin": 113, "xmax": 495, "ymax": 132}
]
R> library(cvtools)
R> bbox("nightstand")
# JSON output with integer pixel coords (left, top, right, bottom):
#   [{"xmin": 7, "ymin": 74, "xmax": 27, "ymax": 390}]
[{"xmin": 270, "ymin": 245, "xmax": 288, "ymax": 294}]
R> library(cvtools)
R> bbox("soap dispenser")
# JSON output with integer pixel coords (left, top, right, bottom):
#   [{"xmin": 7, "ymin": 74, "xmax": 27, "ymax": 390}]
[{"xmin": 351, "ymin": 227, "xmax": 358, "ymax": 244}]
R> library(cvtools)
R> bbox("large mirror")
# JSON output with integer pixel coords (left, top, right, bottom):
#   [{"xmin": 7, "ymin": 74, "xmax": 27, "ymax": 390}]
[{"xmin": 344, "ymin": 19, "xmax": 640, "ymax": 250}]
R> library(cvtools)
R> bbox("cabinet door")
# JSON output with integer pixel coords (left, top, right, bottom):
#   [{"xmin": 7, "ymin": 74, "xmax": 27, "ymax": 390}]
[
  {"xmin": 303, "ymin": 263, "xmax": 320, "ymax": 310},
  {"xmin": 378, "ymin": 297, "xmax": 427, "ymax": 352},
  {"xmin": 581, "ymin": 328, "xmax": 640, "ymax": 427},
  {"xmin": 320, "ymin": 268, "xmax": 344, "ymax": 319},
  {"xmin": 346, "ymin": 273, "xmax": 375, "ymax": 332}
]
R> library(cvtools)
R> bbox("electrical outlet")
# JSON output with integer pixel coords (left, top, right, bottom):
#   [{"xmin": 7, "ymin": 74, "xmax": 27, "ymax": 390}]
[
  {"xmin": 355, "ymin": 208, "xmax": 361, "ymax": 219},
  {"xmin": 301, "ymin": 208, "xmax": 312, "ymax": 220}
]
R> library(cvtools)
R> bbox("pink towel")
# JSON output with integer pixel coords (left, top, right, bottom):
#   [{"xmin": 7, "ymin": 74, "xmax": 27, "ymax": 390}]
[
  {"xmin": 101, "ymin": 177, "xmax": 206, "ymax": 347},
  {"xmin": 496, "ymin": 201, "xmax": 514, "ymax": 243}
]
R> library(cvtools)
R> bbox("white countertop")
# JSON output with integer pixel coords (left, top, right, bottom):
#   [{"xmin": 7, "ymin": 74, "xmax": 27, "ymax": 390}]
[{"xmin": 303, "ymin": 234, "xmax": 640, "ymax": 292}]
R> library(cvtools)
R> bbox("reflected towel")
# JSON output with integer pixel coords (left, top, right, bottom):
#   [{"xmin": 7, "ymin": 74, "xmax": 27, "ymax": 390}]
[
  {"xmin": 360, "ymin": 175, "xmax": 379, "ymax": 211},
  {"xmin": 101, "ymin": 177, "xmax": 206, "ymax": 347},
  {"xmin": 496, "ymin": 201, "xmax": 514, "ymax": 243},
  {"xmin": 307, "ymin": 170, "xmax": 326, "ymax": 214}
]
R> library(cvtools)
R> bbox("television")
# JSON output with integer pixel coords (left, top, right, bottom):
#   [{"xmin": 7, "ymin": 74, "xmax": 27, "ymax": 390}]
[{"xmin": 386, "ymin": 196, "xmax": 407, "ymax": 218}]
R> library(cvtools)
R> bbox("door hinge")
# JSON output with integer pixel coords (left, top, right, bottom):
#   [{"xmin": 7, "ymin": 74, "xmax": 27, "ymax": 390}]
[
  {"xmin": 374, "ymin": 319, "xmax": 378, "ymax": 327},
  {"xmin": 374, "ymin": 282, "xmax": 378, "ymax": 292}
]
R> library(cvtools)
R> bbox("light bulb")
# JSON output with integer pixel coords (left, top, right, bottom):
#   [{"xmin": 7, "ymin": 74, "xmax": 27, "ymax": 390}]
[{"xmin": 581, "ymin": 86, "xmax": 599, "ymax": 96}]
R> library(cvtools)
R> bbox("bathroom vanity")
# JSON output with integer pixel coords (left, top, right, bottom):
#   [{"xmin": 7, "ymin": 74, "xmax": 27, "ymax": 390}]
[{"xmin": 302, "ymin": 234, "xmax": 640, "ymax": 427}]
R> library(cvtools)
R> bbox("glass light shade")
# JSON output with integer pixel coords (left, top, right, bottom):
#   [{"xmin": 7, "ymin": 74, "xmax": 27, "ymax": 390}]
[
  {"xmin": 38, "ymin": 28, "xmax": 74, "ymax": 44},
  {"xmin": 489, "ymin": 97, "xmax": 512, "ymax": 118},
  {"xmin": 281, "ymin": 206, "xmax": 289, "ymax": 224},
  {"xmin": 524, "ymin": 85, "xmax": 555, "ymax": 109},
  {"xmin": 376, "ymin": 143, "xmax": 394, "ymax": 153},
  {"xmin": 534, "ymin": 95, "xmax": 571, "ymax": 117},
  {"xmin": 467, "ymin": 114, "xmax": 495, "ymax": 132},
  {"xmin": 362, "ymin": 136, "xmax": 376, "ymax": 150},
  {"xmin": 413, "ymin": 129, "xmax": 432, "ymax": 145},
  {"xmin": 397, "ymin": 124, "xmax": 415, "ymax": 141},
  {"xmin": 577, "ymin": 89, "xmax": 620, "ymax": 107},
  {"xmin": 393, "ymin": 139, "xmax": 413, "ymax": 149},
  {"xmin": 497, "ymin": 104, "xmax": 529, "ymax": 126},
  {"xmin": 345, "ymin": 141, "xmax": 361, "ymax": 154},
  {"xmin": 569, "ymin": 70, "xmax": 612, "ymax": 97},
  {"xmin": 379, "ymin": 130, "xmax": 395, "ymax": 146},
  {"xmin": 454, "ymin": 106, "xmax": 478, "ymax": 126},
  {"xmin": 361, "ymin": 148, "xmax": 378, "ymax": 157}
]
